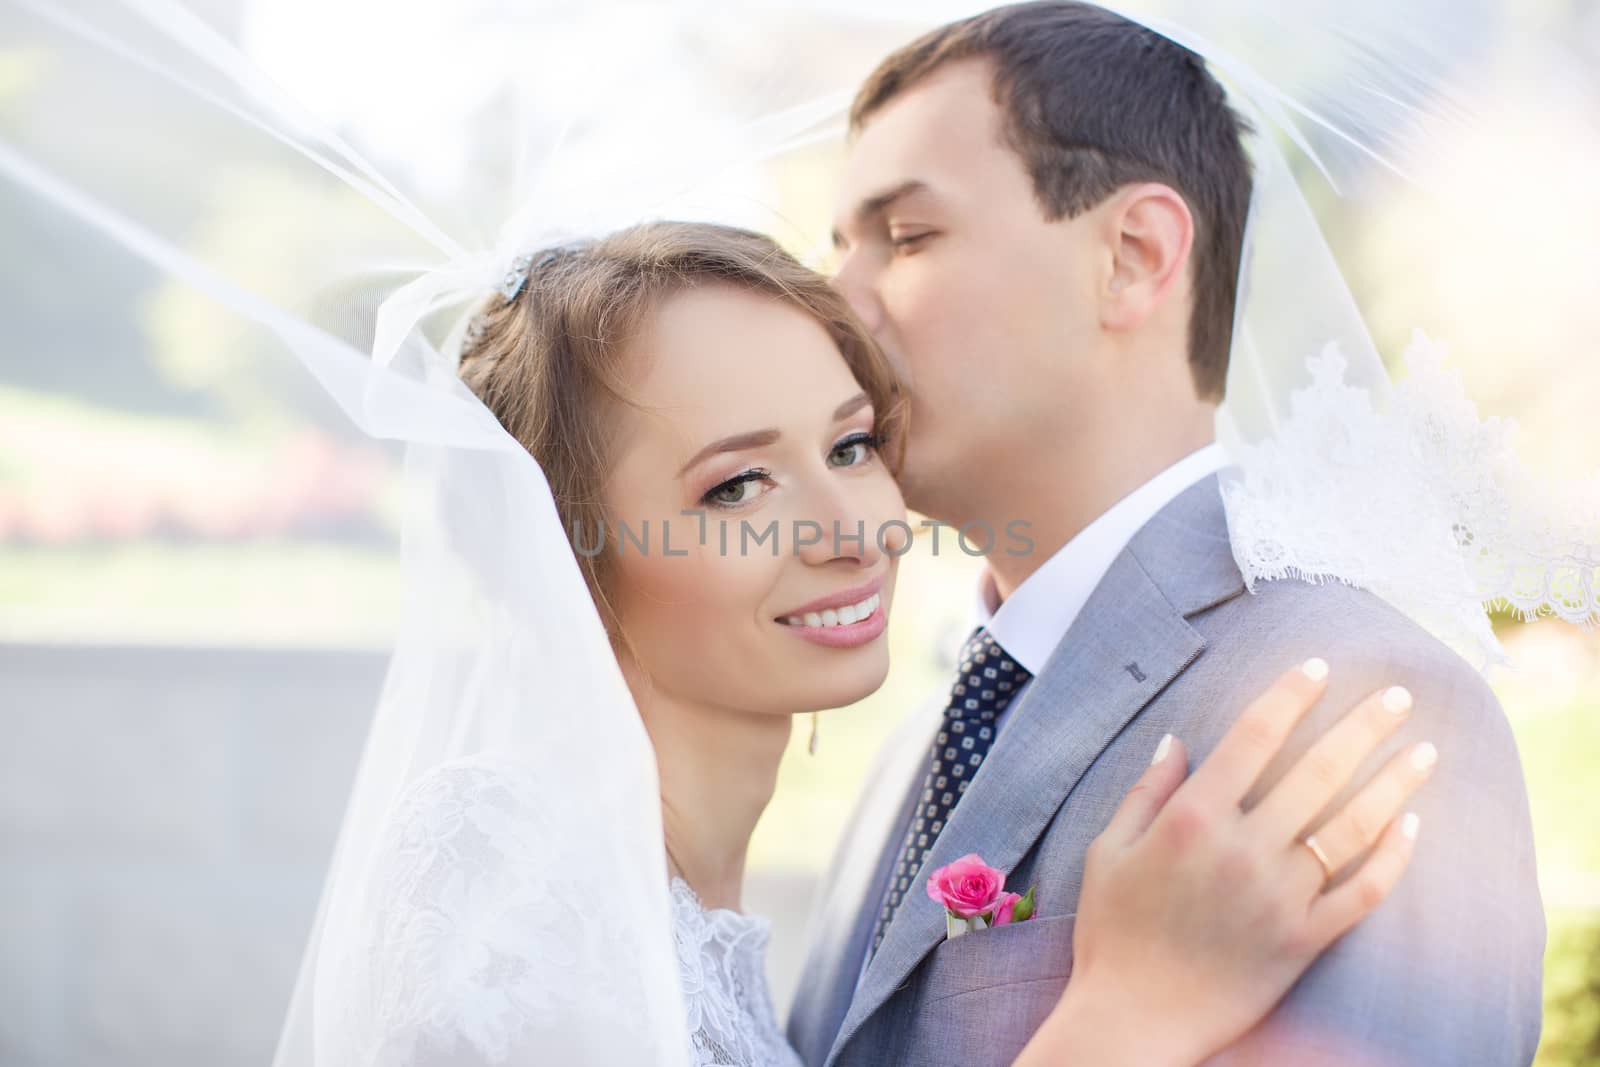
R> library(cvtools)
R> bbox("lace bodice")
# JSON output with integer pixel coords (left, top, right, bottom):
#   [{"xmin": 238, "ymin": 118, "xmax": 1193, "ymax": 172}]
[{"xmin": 670, "ymin": 877, "xmax": 804, "ymax": 1067}]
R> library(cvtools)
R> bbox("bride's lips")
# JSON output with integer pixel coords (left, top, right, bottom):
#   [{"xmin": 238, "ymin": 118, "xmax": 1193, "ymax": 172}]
[{"xmin": 775, "ymin": 575, "xmax": 888, "ymax": 649}]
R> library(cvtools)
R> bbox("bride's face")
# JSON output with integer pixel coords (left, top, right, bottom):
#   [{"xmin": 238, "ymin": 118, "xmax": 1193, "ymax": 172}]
[{"xmin": 604, "ymin": 283, "xmax": 907, "ymax": 718}]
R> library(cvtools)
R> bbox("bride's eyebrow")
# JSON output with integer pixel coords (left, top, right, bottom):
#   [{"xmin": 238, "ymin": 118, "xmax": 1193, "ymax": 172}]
[
  {"xmin": 832, "ymin": 391, "xmax": 872, "ymax": 422},
  {"xmin": 676, "ymin": 392, "xmax": 872, "ymax": 477},
  {"xmin": 677, "ymin": 429, "xmax": 780, "ymax": 477}
]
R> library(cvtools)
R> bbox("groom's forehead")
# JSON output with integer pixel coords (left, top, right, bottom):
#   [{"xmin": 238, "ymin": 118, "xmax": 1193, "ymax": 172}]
[
  {"xmin": 834, "ymin": 60, "xmax": 1006, "ymax": 220},
  {"xmin": 850, "ymin": 53, "xmax": 999, "ymax": 144}
]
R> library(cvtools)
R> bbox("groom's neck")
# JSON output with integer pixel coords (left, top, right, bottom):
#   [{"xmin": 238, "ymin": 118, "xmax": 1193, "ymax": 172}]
[{"xmin": 960, "ymin": 415, "xmax": 1215, "ymax": 604}]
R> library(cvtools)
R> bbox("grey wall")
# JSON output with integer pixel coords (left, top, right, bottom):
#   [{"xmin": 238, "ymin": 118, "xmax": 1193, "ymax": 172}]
[
  {"xmin": 0, "ymin": 642, "xmax": 818, "ymax": 1066},
  {"xmin": 1, "ymin": 642, "xmax": 384, "ymax": 1066}
]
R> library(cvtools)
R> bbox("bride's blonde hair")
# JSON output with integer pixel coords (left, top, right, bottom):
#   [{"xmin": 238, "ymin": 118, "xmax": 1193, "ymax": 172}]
[{"xmin": 456, "ymin": 220, "xmax": 909, "ymax": 639}]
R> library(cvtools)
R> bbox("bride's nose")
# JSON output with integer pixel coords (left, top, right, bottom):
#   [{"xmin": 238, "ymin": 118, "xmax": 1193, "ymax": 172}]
[{"xmin": 793, "ymin": 483, "xmax": 886, "ymax": 569}]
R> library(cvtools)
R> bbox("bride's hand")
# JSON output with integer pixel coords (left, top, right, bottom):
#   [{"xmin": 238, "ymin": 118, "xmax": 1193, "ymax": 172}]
[{"xmin": 1020, "ymin": 659, "xmax": 1436, "ymax": 1067}]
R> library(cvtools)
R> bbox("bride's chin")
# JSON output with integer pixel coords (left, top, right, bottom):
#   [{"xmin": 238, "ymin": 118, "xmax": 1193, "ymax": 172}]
[{"xmin": 782, "ymin": 652, "xmax": 891, "ymax": 713}]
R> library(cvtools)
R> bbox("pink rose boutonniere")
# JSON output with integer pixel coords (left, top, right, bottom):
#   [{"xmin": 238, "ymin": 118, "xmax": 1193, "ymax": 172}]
[{"xmin": 925, "ymin": 853, "xmax": 1036, "ymax": 940}]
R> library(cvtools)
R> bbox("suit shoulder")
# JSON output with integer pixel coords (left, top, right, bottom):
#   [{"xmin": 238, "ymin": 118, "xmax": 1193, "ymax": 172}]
[{"xmin": 1201, "ymin": 577, "xmax": 1503, "ymax": 719}]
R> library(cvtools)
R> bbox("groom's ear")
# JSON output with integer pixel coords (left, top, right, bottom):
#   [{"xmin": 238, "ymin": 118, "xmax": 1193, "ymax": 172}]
[{"xmin": 1098, "ymin": 182, "xmax": 1195, "ymax": 335}]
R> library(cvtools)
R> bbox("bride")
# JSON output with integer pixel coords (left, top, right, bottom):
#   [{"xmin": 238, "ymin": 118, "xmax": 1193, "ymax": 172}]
[{"xmin": 351, "ymin": 218, "xmax": 1435, "ymax": 1066}]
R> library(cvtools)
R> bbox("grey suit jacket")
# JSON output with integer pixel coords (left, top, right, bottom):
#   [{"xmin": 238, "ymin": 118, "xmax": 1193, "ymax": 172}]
[{"xmin": 786, "ymin": 473, "xmax": 1544, "ymax": 1067}]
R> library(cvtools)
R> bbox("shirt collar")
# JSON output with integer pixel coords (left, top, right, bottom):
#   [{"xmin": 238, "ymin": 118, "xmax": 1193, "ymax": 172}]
[{"xmin": 971, "ymin": 442, "xmax": 1230, "ymax": 674}]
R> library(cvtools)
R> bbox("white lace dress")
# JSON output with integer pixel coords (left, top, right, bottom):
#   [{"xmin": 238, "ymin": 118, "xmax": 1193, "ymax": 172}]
[{"xmin": 670, "ymin": 876, "xmax": 805, "ymax": 1067}]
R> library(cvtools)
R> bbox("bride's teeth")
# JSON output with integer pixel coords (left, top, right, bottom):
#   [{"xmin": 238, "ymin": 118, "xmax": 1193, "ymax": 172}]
[{"xmin": 786, "ymin": 593, "xmax": 881, "ymax": 629}]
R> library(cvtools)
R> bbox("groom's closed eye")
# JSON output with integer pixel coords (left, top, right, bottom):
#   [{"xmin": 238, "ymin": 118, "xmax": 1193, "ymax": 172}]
[
  {"xmin": 889, "ymin": 230, "xmax": 937, "ymax": 254},
  {"xmin": 833, "ymin": 178, "xmax": 934, "ymax": 252}
]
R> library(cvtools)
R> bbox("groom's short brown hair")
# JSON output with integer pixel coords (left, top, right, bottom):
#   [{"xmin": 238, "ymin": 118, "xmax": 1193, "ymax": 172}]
[{"xmin": 850, "ymin": 0, "xmax": 1252, "ymax": 401}]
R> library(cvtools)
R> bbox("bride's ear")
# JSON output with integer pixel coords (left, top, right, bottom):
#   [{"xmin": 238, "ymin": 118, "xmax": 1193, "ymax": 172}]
[{"xmin": 1098, "ymin": 183, "xmax": 1194, "ymax": 335}]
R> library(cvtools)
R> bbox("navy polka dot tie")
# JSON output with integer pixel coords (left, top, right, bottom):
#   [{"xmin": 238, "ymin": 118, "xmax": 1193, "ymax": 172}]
[{"xmin": 869, "ymin": 627, "xmax": 1031, "ymax": 955}]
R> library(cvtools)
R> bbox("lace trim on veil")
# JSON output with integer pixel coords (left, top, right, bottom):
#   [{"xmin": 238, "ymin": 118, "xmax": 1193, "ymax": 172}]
[{"xmin": 1222, "ymin": 329, "xmax": 1600, "ymax": 671}]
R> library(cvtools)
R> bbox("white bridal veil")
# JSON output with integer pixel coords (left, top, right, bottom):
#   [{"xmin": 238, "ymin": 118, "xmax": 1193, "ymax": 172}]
[{"xmin": 1, "ymin": 0, "xmax": 1593, "ymax": 1063}]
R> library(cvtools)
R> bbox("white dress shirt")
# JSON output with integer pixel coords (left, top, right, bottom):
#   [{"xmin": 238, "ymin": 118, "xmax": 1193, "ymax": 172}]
[{"xmin": 974, "ymin": 441, "xmax": 1232, "ymax": 678}]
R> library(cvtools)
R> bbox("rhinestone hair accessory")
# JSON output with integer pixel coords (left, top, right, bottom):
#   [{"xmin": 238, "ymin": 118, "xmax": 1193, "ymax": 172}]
[
  {"xmin": 498, "ymin": 252, "xmax": 535, "ymax": 302},
  {"xmin": 497, "ymin": 246, "xmax": 585, "ymax": 304}
]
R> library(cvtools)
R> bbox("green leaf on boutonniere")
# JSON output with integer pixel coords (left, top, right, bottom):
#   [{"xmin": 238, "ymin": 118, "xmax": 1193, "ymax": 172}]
[{"xmin": 1012, "ymin": 884, "xmax": 1036, "ymax": 923}]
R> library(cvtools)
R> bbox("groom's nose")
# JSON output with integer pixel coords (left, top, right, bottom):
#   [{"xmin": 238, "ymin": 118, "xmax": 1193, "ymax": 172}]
[{"xmin": 832, "ymin": 258, "xmax": 887, "ymax": 337}]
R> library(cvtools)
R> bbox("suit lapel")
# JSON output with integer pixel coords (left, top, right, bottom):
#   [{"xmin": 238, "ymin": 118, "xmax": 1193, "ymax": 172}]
[{"xmin": 826, "ymin": 475, "xmax": 1243, "ymax": 1065}]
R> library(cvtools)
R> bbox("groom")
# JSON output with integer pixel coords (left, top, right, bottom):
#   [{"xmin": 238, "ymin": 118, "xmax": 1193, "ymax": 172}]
[{"xmin": 787, "ymin": 3, "xmax": 1545, "ymax": 1065}]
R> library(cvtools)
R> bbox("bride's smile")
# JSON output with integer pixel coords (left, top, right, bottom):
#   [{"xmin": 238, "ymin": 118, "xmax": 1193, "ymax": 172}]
[{"xmin": 775, "ymin": 580, "xmax": 887, "ymax": 647}]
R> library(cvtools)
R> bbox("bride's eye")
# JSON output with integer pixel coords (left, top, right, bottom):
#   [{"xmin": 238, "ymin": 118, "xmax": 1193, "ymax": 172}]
[
  {"xmin": 828, "ymin": 431, "xmax": 882, "ymax": 468},
  {"xmin": 702, "ymin": 469, "xmax": 772, "ymax": 509}
]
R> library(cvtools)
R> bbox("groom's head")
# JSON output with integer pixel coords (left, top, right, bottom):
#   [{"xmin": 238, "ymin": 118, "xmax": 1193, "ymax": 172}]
[{"xmin": 832, "ymin": 1, "xmax": 1251, "ymax": 516}]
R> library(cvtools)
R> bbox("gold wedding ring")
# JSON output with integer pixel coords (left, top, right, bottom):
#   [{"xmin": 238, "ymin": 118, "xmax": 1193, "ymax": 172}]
[{"xmin": 1300, "ymin": 834, "xmax": 1335, "ymax": 885}]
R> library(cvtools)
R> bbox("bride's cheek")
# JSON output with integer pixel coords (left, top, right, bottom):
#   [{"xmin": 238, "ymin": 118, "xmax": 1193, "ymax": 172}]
[{"xmin": 634, "ymin": 532, "xmax": 764, "ymax": 637}]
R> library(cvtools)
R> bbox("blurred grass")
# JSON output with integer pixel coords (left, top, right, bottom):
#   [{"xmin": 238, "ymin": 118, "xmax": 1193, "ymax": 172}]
[
  {"xmin": 1499, "ymin": 623, "xmax": 1600, "ymax": 1064},
  {"xmin": 1541, "ymin": 910, "xmax": 1600, "ymax": 1065}
]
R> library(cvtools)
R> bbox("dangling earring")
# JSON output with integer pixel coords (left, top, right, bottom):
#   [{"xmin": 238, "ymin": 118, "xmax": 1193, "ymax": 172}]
[{"xmin": 808, "ymin": 711, "xmax": 820, "ymax": 756}]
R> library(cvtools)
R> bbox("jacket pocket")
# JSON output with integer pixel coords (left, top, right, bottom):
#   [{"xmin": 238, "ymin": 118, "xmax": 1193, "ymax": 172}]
[{"xmin": 919, "ymin": 912, "xmax": 1076, "ymax": 1005}]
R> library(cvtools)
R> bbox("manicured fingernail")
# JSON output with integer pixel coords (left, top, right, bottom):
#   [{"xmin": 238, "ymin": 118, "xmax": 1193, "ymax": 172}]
[
  {"xmin": 1301, "ymin": 657, "xmax": 1330, "ymax": 682},
  {"xmin": 1401, "ymin": 812, "xmax": 1421, "ymax": 839},
  {"xmin": 1410, "ymin": 742, "xmax": 1438, "ymax": 772},
  {"xmin": 1382, "ymin": 686, "xmax": 1414, "ymax": 715},
  {"xmin": 1152, "ymin": 733, "xmax": 1173, "ymax": 765}
]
